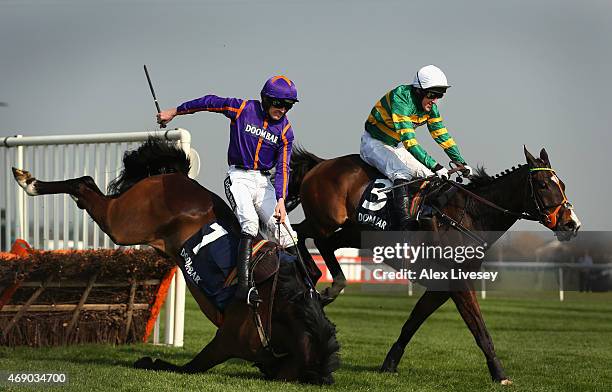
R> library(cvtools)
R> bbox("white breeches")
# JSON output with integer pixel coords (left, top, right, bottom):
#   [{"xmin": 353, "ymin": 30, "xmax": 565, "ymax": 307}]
[
  {"xmin": 359, "ymin": 131, "xmax": 433, "ymax": 181},
  {"xmin": 224, "ymin": 166, "xmax": 297, "ymax": 247}
]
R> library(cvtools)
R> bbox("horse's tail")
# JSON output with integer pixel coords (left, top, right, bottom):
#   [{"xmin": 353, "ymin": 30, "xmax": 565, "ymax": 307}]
[
  {"xmin": 108, "ymin": 137, "xmax": 191, "ymax": 195},
  {"xmin": 286, "ymin": 146, "xmax": 325, "ymax": 213}
]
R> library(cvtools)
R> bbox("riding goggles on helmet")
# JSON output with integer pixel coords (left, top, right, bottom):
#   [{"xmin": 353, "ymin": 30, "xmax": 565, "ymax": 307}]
[
  {"xmin": 269, "ymin": 98, "xmax": 296, "ymax": 110},
  {"xmin": 424, "ymin": 90, "xmax": 444, "ymax": 99}
]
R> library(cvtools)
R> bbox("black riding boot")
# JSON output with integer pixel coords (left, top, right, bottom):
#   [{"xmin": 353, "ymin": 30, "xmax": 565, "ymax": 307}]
[
  {"xmin": 235, "ymin": 233, "xmax": 261, "ymax": 306},
  {"xmin": 284, "ymin": 245, "xmax": 298, "ymax": 256},
  {"xmin": 392, "ymin": 179, "xmax": 419, "ymax": 231}
]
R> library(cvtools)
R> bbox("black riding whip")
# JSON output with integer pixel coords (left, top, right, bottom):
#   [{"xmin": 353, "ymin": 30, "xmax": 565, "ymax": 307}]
[{"xmin": 143, "ymin": 64, "xmax": 166, "ymax": 128}]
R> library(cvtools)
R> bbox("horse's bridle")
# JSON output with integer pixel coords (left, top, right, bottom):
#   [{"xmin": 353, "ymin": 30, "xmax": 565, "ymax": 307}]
[
  {"xmin": 429, "ymin": 166, "xmax": 573, "ymax": 248},
  {"xmin": 527, "ymin": 167, "xmax": 573, "ymax": 229},
  {"xmin": 441, "ymin": 166, "xmax": 572, "ymax": 230}
]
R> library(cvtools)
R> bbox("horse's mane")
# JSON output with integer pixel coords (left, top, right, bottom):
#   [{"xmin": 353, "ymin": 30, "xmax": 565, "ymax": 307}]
[
  {"xmin": 284, "ymin": 145, "xmax": 325, "ymax": 212},
  {"xmin": 466, "ymin": 164, "xmax": 527, "ymax": 189},
  {"xmin": 274, "ymin": 261, "xmax": 340, "ymax": 384},
  {"xmin": 107, "ymin": 137, "xmax": 191, "ymax": 195}
]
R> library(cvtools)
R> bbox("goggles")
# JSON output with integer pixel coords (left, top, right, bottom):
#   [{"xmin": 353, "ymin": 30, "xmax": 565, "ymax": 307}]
[
  {"xmin": 269, "ymin": 98, "xmax": 295, "ymax": 110},
  {"xmin": 424, "ymin": 90, "xmax": 444, "ymax": 100}
]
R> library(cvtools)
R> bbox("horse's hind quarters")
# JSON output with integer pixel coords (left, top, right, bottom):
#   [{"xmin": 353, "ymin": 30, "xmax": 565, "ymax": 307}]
[{"xmin": 12, "ymin": 167, "xmax": 38, "ymax": 195}]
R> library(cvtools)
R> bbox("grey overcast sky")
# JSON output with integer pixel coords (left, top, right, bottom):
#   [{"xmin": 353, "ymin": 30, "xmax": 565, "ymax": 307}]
[{"xmin": 1, "ymin": 0, "xmax": 611, "ymax": 230}]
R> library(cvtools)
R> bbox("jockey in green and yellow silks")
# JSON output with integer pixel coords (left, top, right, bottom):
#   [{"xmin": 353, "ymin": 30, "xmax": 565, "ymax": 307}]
[{"xmin": 360, "ymin": 65, "xmax": 473, "ymax": 230}]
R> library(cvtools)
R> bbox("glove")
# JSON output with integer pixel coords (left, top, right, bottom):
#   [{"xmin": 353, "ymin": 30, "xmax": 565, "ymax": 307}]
[
  {"xmin": 433, "ymin": 164, "xmax": 449, "ymax": 180},
  {"xmin": 461, "ymin": 164, "xmax": 474, "ymax": 177}
]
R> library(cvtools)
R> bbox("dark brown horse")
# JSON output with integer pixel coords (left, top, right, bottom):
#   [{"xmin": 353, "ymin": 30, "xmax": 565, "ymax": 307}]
[
  {"xmin": 286, "ymin": 146, "xmax": 580, "ymax": 384},
  {"xmin": 12, "ymin": 138, "xmax": 339, "ymax": 384}
]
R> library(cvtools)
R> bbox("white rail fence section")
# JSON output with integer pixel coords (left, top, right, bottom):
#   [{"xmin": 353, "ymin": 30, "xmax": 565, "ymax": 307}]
[{"xmin": 1, "ymin": 129, "xmax": 199, "ymax": 347}]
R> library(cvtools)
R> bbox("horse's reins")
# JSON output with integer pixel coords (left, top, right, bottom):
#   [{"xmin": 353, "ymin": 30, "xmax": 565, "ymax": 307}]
[
  {"xmin": 277, "ymin": 221, "xmax": 317, "ymax": 293},
  {"xmin": 445, "ymin": 167, "xmax": 570, "ymax": 224},
  {"xmin": 378, "ymin": 166, "xmax": 571, "ymax": 247},
  {"xmin": 442, "ymin": 178, "xmax": 537, "ymax": 221},
  {"xmin": 429, "ymin": 167, "xmax": 572, "ymax": 248}
]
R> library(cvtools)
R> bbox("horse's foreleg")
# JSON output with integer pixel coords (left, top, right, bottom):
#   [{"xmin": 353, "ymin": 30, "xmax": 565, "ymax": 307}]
[
  {"xmin": 13, "ymin": 168, "xmax": 103, "ymax": 199},
  {"xmin": 134, "ymin": 332, "xmax": 230, "ymax": 374},
  {"xmin": 13, "ymin": 167, "xmax": 110, "ymax": 224},
  {"xmin": 450, "ymin": 290, "xmax": 511, "ymax": 385},
  {"xmin": 179, "ymin": 331, "xmax": 232, "ymax": 373},
  {"xmin": 380, "ymin": 290, "xmax": 450, "ymax": 373}
]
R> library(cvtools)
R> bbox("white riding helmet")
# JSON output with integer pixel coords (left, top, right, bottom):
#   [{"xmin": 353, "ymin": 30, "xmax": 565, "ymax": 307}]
[{"xmin": 412, "ymin": 65, "xmax": 450, "ymax": 91}]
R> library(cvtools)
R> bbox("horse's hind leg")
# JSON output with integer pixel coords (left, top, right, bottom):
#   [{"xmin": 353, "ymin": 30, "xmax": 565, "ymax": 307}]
[
  {"xmin": 314, "ymin": 226, "xmax": 364, "ymax": 305},
  {"xmin": 135, "ymin": 331, "xmax": 231, "ymax": 374},
  {"xmin": 450, "ymin": 290, "xmax": 511, "ymax": 385},
  {"xmin": 380, "ymin": 289, "xmax": 450, "ymax": 373},
  {"xmin": 295, "ymin": 220, "xmax": 323, "ymax": 283},
  {"xmin": 314, "ymin": 237, "xmax": 347, "ymax": 306}
]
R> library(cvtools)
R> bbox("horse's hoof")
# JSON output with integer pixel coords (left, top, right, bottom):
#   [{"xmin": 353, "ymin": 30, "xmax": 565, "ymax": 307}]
[
  {"xmin": 379, "ymin": 343, "xmax": 404, "ymax": 373},
  {"xmin": 500, "ymin": 379, "xmax": 513, "ymax": 386},
  {"xmin": 12, "ymin": 167, "xmax": 38, "ymax": 195},
  {"xmin": 134, "ymin": 356, "xmax": 154, "ymax": 369},
  {"xmin": 379, "ymin": 365, "xmax": 398, "ymax": 373},
  {"xmin": 319, "ymin": 293, "xmax": 335, "ymax": 307}
]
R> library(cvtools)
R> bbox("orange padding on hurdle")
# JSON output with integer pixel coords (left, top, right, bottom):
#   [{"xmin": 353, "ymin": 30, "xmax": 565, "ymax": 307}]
[
  {"xmin": 143, "ymin": 266, "xmax": 177, "ymax": 343},
  {"xmin": 0, "ymin": 239, "xmax": 35, "ymax": 310}
]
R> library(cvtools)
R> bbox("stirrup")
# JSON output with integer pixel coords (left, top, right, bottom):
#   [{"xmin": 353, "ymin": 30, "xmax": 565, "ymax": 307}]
[{"xmin": 247, "ymin": 287, "xmax": 262, "ymax": 307}]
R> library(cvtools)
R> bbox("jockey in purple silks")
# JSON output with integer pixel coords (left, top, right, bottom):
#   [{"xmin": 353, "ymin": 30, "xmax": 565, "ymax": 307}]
[{"xmin": 157, "ymin": 75, "xmax": 299, "ymax": 305}]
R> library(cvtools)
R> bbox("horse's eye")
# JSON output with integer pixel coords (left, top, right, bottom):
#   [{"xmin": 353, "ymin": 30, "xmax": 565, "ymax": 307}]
[{"xmin": 539, "ymin": 181, "xmax": 548, "ymax": 189}]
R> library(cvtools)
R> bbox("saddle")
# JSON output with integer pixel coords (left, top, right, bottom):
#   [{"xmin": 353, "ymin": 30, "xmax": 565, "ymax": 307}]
[
  {"xmin": 356, "ymin": 174, "xmax": 457, "ymax": 231},
  {"xmin": 251, "ymin": 241, "xmax": 281, "ymax": 284}
]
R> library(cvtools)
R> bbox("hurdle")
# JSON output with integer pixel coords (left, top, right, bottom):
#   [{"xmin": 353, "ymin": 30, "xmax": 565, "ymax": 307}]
[{"xmin": 1, "ymin": 129, "xmax": 199, "ymax": 347}]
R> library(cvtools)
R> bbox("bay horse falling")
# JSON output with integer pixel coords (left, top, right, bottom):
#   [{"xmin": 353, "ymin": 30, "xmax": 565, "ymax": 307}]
[
  {"xmin": 286, "ymin": 146, "xmax": 580, "ymax": 384},
  {"xmin": 12, "ymin": 138, "xmax": 339, "ymax": 384}
]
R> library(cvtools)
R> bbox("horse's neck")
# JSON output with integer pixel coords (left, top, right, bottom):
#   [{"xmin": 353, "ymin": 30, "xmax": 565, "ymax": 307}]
[{"xmin": 462, "ymin": 166, "xmax": 530, "ymax": 232}]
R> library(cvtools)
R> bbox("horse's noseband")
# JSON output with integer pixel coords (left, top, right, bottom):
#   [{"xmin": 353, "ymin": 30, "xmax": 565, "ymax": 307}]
[{"xmin": 528, "ymin": 167, "xmax": 572, "ymax": 229}]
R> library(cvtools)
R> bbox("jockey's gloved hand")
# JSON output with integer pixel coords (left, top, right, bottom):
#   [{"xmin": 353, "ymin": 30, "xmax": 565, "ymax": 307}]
[
  {"xmin": 433, "ymin": 164, "xmax": 449, "ymax": 180},
  {"xmin": 461, "ymin": 164, "xmax": 474, "ymax": 177}
]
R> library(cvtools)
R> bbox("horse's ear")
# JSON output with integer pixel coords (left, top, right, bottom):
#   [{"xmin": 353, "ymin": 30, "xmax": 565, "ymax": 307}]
[
  {"xmin": 524, "ymin": 145, "xmax": 537, "ymax": 166},
  {"xmin": 539, "ymin": 148, "xmax": 550, "ymax": 166}
]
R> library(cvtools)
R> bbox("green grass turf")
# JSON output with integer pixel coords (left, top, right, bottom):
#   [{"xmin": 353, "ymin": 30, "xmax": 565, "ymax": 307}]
[{"xmin": 1, "ymin": 287, "xmax": 611, "ymax": 391}]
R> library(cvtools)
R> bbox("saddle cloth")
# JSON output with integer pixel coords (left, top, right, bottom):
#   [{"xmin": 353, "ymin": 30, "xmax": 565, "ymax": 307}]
[
  {"xmin": 356, "ymin": 176, "xmax": 457, "ymax": 231},
  {"xmin": 178, "ymin": 221, "xmax": 293, "ymax": 311},
  {"xmin": 356, "ymin": 178, "xmax": 393, "ymax": 230}
]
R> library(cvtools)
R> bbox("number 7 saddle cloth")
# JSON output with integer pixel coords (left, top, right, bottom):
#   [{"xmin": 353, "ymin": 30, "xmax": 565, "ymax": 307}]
[{"xmin": 177, "ymin": 221, "xmax": 294, "ymax": 311}]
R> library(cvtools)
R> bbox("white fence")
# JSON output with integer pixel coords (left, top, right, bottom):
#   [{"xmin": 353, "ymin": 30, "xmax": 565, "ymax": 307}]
[{"xmin": 1, "ymin": 129, "xmax": 198, "ymax": 347}]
